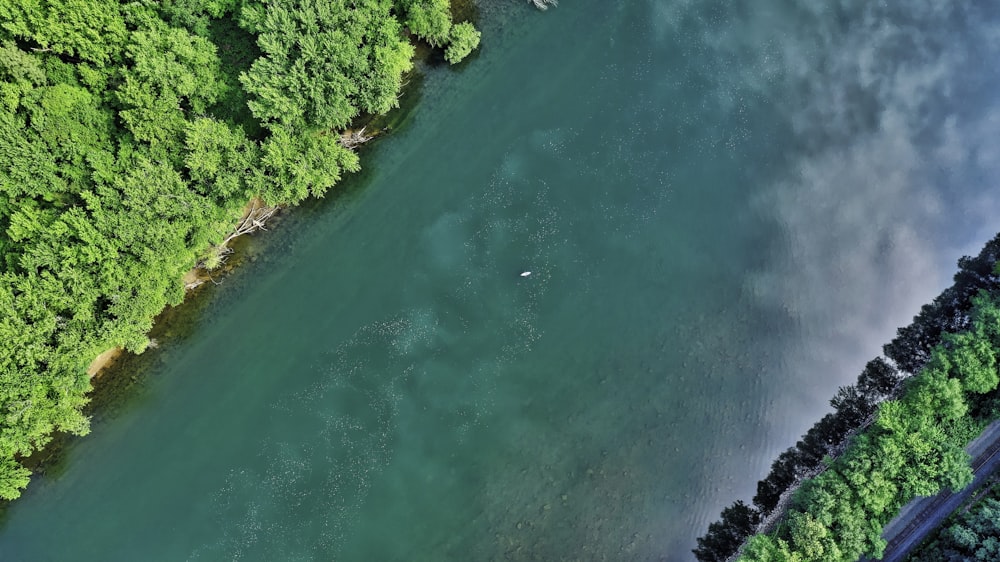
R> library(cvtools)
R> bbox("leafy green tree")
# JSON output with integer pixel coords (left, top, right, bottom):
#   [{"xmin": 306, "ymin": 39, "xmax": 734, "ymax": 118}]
[
  {"xmin": 0, "ymin": 456, "xmax": 31, "ymax": 500},
  {"xmin": 401, "ymin": 0, "xmax": 453, "ymax": 46},
  {"xmin": 947, "ymin": 329, "xmax": 999, "ymax": 394},
  {"xmin": 741, "ymin": 535, "xmax": 802, "ymax": 562},
  {"xmin": 904, "ymin": 357, "xmax": 967, "ymax": 422},
  {"xmin": 0, "ymin": 40, "xmax": 47, "ymax": 111},
  {"xmin": 184, "ymin": 117, "xmax": 258, "ymax": 200},
  {"xmin": 249, "ymin": 127, "xmax": 360, "ymax": 205},
  {"xmin": 971, "ymin": 293, "xmax": 1000, "ymax": 345},
  {"xmin": 159, "ymin": 0, "xmax": 240, "ymax": 36},
  {"xmin": 115, "ymin": 19, "xmax": 227, "ymax": 164},
  {"xmin": 0, "ymin": 0, "xmax": 128, "ymax": 66},
  {"xmin": 124, "ymin": 21, "xmax": 227, "ymax": 115},
  {"xmin": 239, "ymin": 0, "xmax": 414, "ymax": 131},
  {"xmin": 445, "ymin": 21, "xmax": 480, "ymax": 64}
]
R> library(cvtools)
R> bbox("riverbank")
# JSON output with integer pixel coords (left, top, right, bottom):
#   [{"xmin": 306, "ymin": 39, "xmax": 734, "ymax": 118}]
[
  {"xmin": 83, "ymin": 197, "xmax": 277, "ymax": 380},
  {"xmin": 16, "ymin": 217, "xmax": 283, "ymax": 481},
  {"xmin": 86, "ymin": 348, "xmax": 122, "ymax": 378},
  {"xmin": 32, "ymin": 39, "xmax": 442, "ymax": 489},
  {"xmin": 0, "ymin": 0, "xmax": 499, "ymax": 503}
]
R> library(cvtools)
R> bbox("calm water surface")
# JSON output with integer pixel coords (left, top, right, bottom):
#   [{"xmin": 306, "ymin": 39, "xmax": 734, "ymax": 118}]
[{"xmin": 4, "ymin": 1, "xmax": 1000, "ymax": 560}]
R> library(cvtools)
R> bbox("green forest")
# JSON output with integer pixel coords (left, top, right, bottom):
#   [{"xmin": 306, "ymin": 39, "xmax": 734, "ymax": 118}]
[{"xmin": 0, "ymin": 0, "xmax": 479, "ymax": 500}]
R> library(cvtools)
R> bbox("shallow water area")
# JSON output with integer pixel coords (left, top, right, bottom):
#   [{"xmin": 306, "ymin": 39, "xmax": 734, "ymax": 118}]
[{"xmin": 3, "ymin": 1, "xmax": 1000, "ymax": 560}]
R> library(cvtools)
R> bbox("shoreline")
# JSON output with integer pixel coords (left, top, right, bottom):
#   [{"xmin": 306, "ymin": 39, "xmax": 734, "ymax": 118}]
[
  {"xmin": 18, "ymin": 215, "xmax": 285, "ymax": 479},
  {"xmin": 79, "ymin": 57, "xmax": 426, "ymax": 381},
  {"xmin": 83, "ymin": 197, "xmax": 275, "ymax": 379},
  {"xmin": 86, "ymin": 348, "xmax": 122, "ymax": 378},
  {"xmin": 2, "ymin": 0, "xmax": 485, "ymax": 508}
]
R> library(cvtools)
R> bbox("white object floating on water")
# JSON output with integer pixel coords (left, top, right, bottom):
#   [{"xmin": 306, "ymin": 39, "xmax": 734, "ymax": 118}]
[{"xmin": 520, "ymin": 271, "xmax": 532, "ymax": 277}]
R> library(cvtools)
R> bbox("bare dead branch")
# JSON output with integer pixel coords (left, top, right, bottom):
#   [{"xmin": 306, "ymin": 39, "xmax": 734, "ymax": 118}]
[
  {"xmin": 340, "ymin": 126, "xmax": 377, "ymax": 149},
  {"xmin": 222, "ymin": 200, "xmax": 279, "ymax": 246},
  {"xmin": 529, "ymin": 0, "xmax": 558, "ymax": 10}
]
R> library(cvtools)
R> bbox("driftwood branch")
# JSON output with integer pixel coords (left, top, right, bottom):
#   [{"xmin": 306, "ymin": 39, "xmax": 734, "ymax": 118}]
[
  {"xmin": 222, "ymin": 199, "xmax": 279, "ymax": 246},
  {"xmin": 529, "ymin": 0, "xmax": 558, "ymax": 10},
  {"xmin": 340, "ymin": 126, "xmax": 376, "ymax": 150},
  {"xmin": 396, "ymin": 79, "xmax": 411, "ymax": 101},
  {"xmin": 188, "ymin": 199, "xmax": 278, "ymax": 288}
]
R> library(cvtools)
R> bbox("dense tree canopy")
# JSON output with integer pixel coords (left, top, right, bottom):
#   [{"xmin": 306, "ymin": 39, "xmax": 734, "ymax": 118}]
[
  {"xmin": 238, "ymin": 0, "xmax": 414, "ymax": 132},
  {"xmin": 400, "ymin": 0, "xmax": 453, "ymax": 46},
  {"xmin": 0, "ymin": 0, "xmax": 480, "ymax": 500},
  {"xmin": 445, "ymin": 21, "xmax": 481, "ymax": 64},
  {"xmin": 0, "ymin": 0, "xmax": 128, "ymax": 66}
]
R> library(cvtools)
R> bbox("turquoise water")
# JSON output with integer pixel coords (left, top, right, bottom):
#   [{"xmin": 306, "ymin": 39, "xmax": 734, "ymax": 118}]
[{"xmin": 4, "ymin": 1, "xmax": 1000, "ymax": 560}]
